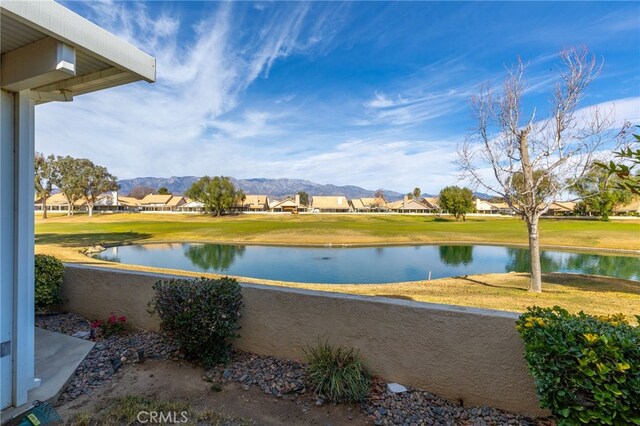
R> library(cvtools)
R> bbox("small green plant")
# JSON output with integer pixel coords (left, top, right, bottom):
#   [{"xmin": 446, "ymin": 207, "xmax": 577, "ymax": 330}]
[
  {"xmin": 34, "ymin": 254, "xmax": 64, "ymax": 310},
  {"xmin": 304, "ymin": 340, "xmax": 371, "ymax": 403},
  {"xmin": 92, "ymin": 313, "xmax": 127, "ymax": 337},
  {"xmin": 148, "ymin": 277, "xmax": 243, "ymax": 366},
  {"xmin": 516, "ymin": 306, "xmax": 640, "ymax": 425}
]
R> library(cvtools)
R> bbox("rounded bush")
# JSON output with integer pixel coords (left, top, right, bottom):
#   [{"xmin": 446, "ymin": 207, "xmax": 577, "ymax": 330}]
[
  {"xmin": 304, "ymin": 340, "xmax": 371, "ymax": 403},
  {"xmin": 148, "ymin": 277, "xmax": 243, "ymax": 366},
  {"xmin": 517, "ymin": 306, "xmax": 640, "ymax": 425},
  {"xmin": 34, "ymin": 254, "xmax": 64, "ymax": 310}
]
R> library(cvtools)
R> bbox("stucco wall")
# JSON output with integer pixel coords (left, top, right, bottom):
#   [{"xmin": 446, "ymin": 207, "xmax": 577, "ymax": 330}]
[{"xmin": 60, "ymin": 265, "xmax": 545, "ymax": 416}]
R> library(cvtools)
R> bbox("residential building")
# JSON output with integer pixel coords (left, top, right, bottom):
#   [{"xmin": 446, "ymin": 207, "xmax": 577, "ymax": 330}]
[
  {"xmin": 613, "ymin": 198, "xmax": 640, "ymax": 216},
  {"xmin": 36, "ymin": 193, "xmax": 86, "ymax": 212},
  {"xmin": 546, "ymin": 201, "xmax": 576, "ymax": 216},
  {"xmin": 270, "ymin": 194, "xmax": 304, "ymax": 213},
  {"xmin": 178, "ymin": 199, "xmax": 205, "ymax": 213},
  {"xmin": 236, "ymin": 195, "xmax": 270, "ymax": 212},
  {"xmin": 386, "ymin": 195, "xmax": 435, "ymax": 213},
  {"xmin": 139, "ymin": 194, "xmax": 186, "ymax": 212},
  {"xmin": 421, "ymin": 197, "xmax": 440, "ymax": 210},
  {"xmin": 93, "ymin": 192, "xmax": 140, "ymax": 213},
  {"xmin": 350, "ymin": 197, "xmax": 387, "ymax": 212},
  {"xmin": 474, "ymin": 198, "xmax": 513, "ymax": 215},
  {"xmin": 1, "ymin": 0, "xmax": 155, "ymax": 411},
  {"xmin": 311, "ymin": 196, "xmax": 352, "ymax": 213}
]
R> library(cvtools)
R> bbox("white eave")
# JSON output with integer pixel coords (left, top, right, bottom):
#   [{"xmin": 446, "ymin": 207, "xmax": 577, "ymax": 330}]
[{"xmin": 1, "ymin": 0, "xmax": 156, "ymax": 103}]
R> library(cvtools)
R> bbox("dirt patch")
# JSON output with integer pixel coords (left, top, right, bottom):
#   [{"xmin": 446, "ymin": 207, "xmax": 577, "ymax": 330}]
[{"xmin": 56, "ymin": 360, "xmax": 367, "ymax": 425}]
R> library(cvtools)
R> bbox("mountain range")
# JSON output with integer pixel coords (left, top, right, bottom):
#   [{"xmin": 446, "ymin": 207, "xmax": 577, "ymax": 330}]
[{"xmin": 117, "ymin": 176, "xmax": 410, "ymax": 200}]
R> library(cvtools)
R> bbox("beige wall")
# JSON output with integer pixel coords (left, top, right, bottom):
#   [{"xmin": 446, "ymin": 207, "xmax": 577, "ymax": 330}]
[{"xmin": 60, "ymin": 265, "xmax": 545, "ymax": 416}]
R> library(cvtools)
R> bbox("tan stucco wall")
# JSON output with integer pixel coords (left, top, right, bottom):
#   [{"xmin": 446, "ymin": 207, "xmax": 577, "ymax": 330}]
[{"xmin": 60, "ymin": 265, "xmax": 545, "ymax": 416}]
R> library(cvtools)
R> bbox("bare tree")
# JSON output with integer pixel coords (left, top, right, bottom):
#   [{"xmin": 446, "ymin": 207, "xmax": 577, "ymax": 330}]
[
  {"xmin": 458, "ymin": 47, "xmax": 628, "ymax": 292},
  {"xmin": 128, "ymin": 185, "xmax": 155, "ymax": 199}
]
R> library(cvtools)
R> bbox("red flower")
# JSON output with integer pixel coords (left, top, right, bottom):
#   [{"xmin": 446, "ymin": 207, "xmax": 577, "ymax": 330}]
[
  {"xmin": 119, "ymin": 316, "xmax": 127, "ymax": 323},
  {"xmin": 91, "ymin": 320, "xmax": 102, "ymax": 329}
]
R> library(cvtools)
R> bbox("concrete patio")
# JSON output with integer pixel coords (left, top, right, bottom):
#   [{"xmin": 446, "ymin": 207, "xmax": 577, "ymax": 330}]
[{"xmin": 0, "ymin": 328, "xmax": 93, "ymax": 423}]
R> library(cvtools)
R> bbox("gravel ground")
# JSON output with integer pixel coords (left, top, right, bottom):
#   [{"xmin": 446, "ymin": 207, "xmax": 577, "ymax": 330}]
[
  {"xmin": 37, "ymin": 313, "xmax": 180, "ymax": 403},
  {"xmin": 39, "ymin": 313, "xmax": 552, "ymax": 425}
]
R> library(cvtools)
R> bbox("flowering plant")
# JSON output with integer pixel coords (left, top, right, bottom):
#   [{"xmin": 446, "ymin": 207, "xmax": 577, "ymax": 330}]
[{"xmin": 91, "ymin": 313, "xmax": 127, "ymax": 337}]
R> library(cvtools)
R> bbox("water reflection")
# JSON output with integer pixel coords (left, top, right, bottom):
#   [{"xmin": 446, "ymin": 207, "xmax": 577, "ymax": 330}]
[
  {"xmin": 438, "ymin": 245, "xmax": 474, "ymax": 266},
  {"xmin": 92, "ymin": 243, "xmax": 639, "ymax": 284},
  {"xmin": 184, "ymin": 244, "xmax": 246, "ymax": 272},
  {"xmin": 506, "ymin": 248, "xmax": 639, "ymax": 280}
]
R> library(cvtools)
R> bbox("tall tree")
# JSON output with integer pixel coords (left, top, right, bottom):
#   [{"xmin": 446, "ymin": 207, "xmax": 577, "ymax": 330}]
[
  {"xmin": 51, "ymin": 156, "xmax": 85, "ymax": 216},
  {"xmin": 185, "ymin": 176, "xmax": 244, "ymax": 216},
  {"xmin": 413, "ymin": 187, "xmax": 421, "ymax": 200},
  {"xmin": 438, "ymin": 186, "xmax": 474, "ymax": 221},
  {"xmin": 128, "ymin": 185, "xmax": 154, "ymax": 199},
  {"xmin": 573, "ymin": 165, "xmax": 631, "ymax": 220},
  {"xmin": 457, "ymin": 47, "xmax": 628, "ymax": 292},
  {"xmin": 34, "ymin": 153, "xmax": 58, "ymax": 219},
  {"xmin": 297, "ymin": 191, "xmax": 309, "ymax": 206},
  {"xmin": 78, "ymin": 160, "xmax": 119, "ymax": 217},
  {"xmin": 158, "ymin": 187, "xmax": 171, "ymax": 195}
]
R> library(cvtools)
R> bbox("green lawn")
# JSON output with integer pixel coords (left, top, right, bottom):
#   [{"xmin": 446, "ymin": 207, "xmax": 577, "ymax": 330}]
[
  {"xmin": 35, "ymin": 212, "xmax": 640, "ymax": 250},
  {"xmin": 35, "ymin": 213, "xmax": 640, "ymax": 319}
]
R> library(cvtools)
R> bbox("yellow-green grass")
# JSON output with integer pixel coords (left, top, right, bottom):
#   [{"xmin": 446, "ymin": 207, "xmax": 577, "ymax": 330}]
[
  {"xmin": 35, "ymin": 213, "xmax": 640, "ymax": 319},
  {"xmin": 35, "ymin": 212, "xmax": 640, "ymax": 249}
]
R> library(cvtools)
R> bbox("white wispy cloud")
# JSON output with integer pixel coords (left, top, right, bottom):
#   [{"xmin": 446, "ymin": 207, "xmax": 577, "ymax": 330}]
[{"xmin": 37, "ymin": 1, "xmax": 339, "ymax": 179}]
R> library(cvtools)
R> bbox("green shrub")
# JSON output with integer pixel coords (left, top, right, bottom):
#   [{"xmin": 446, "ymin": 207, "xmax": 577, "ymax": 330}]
[
  {"xmin": 516, "ymin": 306, "xmax": 640, "ymax": 425},
  {"xmin": 148, "ymin": 277, "xmax": 242, "ymax": 366},
  {"xmin": 34, "ymin": 254, "xmax": 64, "ymax": 310},
  {"xmin": 304, "ymin": 340, "xmax": 371, "ymax": 403}
]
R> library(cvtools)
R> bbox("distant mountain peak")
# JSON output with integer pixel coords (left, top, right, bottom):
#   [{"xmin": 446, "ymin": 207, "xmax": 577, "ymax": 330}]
[{"xmin": 117, "ymin": 176, "xmax": 409, "ymax": 200}]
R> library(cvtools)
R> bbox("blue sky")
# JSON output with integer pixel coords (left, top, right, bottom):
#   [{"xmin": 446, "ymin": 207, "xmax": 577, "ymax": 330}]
[{"xmin": 37, "ymin": 1, "xmax": 640, "ymax": 194}]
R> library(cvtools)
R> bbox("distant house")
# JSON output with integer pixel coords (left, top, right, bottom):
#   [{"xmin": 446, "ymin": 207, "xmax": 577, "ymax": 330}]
[
  {"xmin": 613, "ymin": 198, "xmax": 640, "ymax": 216},
  {"xmin": 236, "ymin": 195, "xmax": 270, "ymax": 212},
  {"xmin": 312, "ymin": 196, "xmax": 352, "ymax": 213},
  {"xmin": 350, "ymin": 197, "xmax": 386, "ymax": 212},
  {"xmin": 386, "ymin": 195, "xmax": 434, "ymax": 213},
  {"xmin": 139, "ymin": 194, "xmax": 186, "ymax": 212},
  {"xmin": 179, "ymin": 199, "xmax": 205, "ymax": 213},
  {"xmin": 546, "ymin": 201, "xmax": 576, "ymax": 216},
  {"xmin": 421, "ymin": 197, "xmax": 440, "ymax": 211},
  {"xmin": 93, "ymin": 192, "xmax": 140, "ymax": 213},
  {"xmin": 474, "ymin": 198, "xmax": 513, "ymax": 215},
  {"xmin": 36, "ymin": 193, "xmax": 86, "ymax": 212},
  {"xmin": 270, "ymin": 194, "xmax": 304, "ymax": 213}
]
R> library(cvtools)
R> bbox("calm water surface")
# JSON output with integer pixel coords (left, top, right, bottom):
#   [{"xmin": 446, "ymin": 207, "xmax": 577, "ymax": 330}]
[{"xmin": 92, "ymin": 243, "xmax": 639, "ymax": 284}]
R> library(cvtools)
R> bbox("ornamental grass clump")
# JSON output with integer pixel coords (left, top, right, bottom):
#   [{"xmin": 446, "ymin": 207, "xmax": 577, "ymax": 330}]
[
  {"xmin": 35, "ymin": 254, "xmax": 65, "ymax": 310},
  {"xmin": 517, "ymin": 306, "xmax": 640, "ymax": 425},
  {"xmin": 304, "ymin": 340, "xmax": 371, "ymax": 403},
  {"xmin": 148, "ymin": 277, "xmax": 243, "ymax": 366}
]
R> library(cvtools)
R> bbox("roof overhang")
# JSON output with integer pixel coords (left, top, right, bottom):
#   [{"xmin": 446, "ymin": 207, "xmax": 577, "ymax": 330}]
[{"xmin": 1, "ymin": 0, "xmax": 156, "ymax": 104}]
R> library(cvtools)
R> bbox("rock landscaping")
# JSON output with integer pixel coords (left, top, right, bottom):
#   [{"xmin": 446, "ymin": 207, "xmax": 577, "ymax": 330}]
[
  {"xmin": 39, "ymin": 313, "xmax": 552, "ymax": 425},
  {"xmin": 36, "ymin": 313, "xmax": 179, "ymax": 403}
]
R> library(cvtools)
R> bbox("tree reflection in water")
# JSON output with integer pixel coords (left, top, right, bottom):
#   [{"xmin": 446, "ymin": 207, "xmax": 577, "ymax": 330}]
[
  {"xmin": 506, "ymin": 248, "xmax": 639, "ymax": 281},
  {"xmin": 438, "ymin": 245, "xmax": 474, "ymax": 266},
  {"xmin": 184, "ymin": 244, "xmax": 246, "ymax": 272}
]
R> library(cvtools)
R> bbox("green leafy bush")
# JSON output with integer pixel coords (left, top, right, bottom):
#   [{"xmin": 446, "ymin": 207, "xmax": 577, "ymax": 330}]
[
  {"xmin": 304, "ymin": 340, "xmax": 371, "ymax": 403},
  {"xmin": 34, "ymin": 254, "xmax": 64, "ymax": 310},
  {"xmin": 516, "ymin": 306, "xmax": 640, "ymax": 425},
  {"xmin": 148, "ymin": 277, "xmax": 242, "ymax": 366}
]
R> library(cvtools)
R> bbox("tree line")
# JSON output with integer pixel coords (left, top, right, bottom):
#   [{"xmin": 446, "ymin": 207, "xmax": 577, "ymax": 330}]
[{"xmin": 35, "ymin": 153, "xmax": 118, "ymax": 218}]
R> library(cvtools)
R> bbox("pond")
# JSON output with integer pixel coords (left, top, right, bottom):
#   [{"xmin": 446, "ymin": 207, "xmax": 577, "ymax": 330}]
[{"xmin": 91, "ymin": 243, "xmax": 640, "ymax": 284}]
